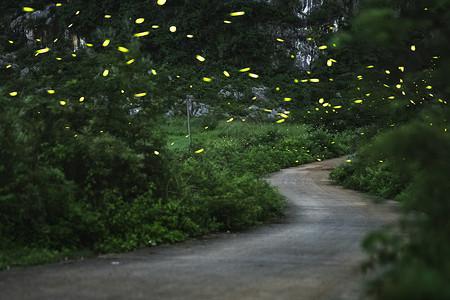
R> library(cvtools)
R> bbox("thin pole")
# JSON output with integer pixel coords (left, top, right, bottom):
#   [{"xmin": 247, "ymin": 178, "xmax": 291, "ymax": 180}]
[{"xmin": 187, "ymin": 98, "xmax": 192, "ymax": 147}]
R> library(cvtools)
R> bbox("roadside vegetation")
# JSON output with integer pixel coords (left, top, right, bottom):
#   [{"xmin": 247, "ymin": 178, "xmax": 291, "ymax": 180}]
[
  {"xmin": 0, "ymin": 111, "xmax": 356, "ymax": 269},
  {"xmin": 2, "ymin": 1, "xmax": 450, "ymax": 298}
]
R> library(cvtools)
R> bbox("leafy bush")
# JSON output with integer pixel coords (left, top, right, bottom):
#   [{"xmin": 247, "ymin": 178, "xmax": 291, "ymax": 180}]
[{"xmin": 331, "ymin": 110, "xmax": 450, "ymax": 299}]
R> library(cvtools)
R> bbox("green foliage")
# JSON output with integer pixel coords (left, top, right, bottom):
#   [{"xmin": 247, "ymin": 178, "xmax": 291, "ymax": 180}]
[
  {"xmin": 329, "ymin": 0, "xmax": 450, "ymax": 297},
  {"xmin": 331, "ymin": 112, "xmax": 450, "ymax": 298},
  {"xmin": 165, "ymin": 119, "xmax": 357, "ymax": 231}
]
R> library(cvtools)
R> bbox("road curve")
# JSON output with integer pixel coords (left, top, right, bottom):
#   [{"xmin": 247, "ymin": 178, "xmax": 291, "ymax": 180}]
[{"xmin": 0, "ymin": 157, "xmax": 398, "ymax": 300}]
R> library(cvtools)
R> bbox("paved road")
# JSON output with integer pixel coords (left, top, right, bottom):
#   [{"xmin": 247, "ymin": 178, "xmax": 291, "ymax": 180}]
[{"xmin": 0, "ymin": 157, "xmax": 398, "ymax": 300}]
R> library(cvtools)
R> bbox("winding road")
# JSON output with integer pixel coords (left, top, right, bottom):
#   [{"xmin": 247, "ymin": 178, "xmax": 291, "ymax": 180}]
[{"xmin": 0, "ymin": 157, "xmax": 398, "ymax": 300}]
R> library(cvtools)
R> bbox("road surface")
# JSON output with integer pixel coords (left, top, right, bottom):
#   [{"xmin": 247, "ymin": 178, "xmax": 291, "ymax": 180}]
[{"xmin": 0, "ymin": 157, "xmax": 398, "ymax": 300}]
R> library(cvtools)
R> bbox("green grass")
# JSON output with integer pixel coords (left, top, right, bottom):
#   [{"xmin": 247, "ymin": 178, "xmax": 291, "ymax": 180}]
[{"xmin": 0, "ymin": 248, "xmax": 94, "ymax": 270}]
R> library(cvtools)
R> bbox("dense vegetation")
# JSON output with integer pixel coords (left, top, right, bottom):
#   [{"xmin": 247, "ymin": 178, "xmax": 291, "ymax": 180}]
[
  {"xmin": 0, "ymin": 0, "xmax": 359, "ymax": 268},
  {"xmin": 1, "ymin": 0, "xmax": 450, "ymax": 299},
  {"xmin": 328, "ymin": 0, "xmax": 450, "ymax": 299}
]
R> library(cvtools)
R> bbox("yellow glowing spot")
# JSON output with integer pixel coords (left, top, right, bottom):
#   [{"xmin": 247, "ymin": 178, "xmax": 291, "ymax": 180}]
[
  {"xmin": 36, "ymin": 47, "xmax": 50, "ymax": 54},
  {"xmin": 135, "ymin": 18, "xmax": 145, "ymax": 24},
  {"xmin": 249, "ymin": 73, "xmax": 259, "ymax": 78},
  {"xmin": 68, "ymin": 24, "xmax": 73, "ymax": 28},
  {"xmin": 319, "ymin": 98, "xmax": 324, "ymax": 104},
  {"xmin": 227, "ymin": 118, "xmax": 234, "ymax": 123},
  {"xmin": 294, "ymin": 79, "xmax": 299, "ymax": 83},
  {"xmin": 157, "ymin": 0, "xmax": 167, "ymax": 5},
  {"xmin": 276, "ymin": 87, "xmax": 280, "ymax": 91},
  {"xmin": 103, "ymin": 69, "xmax": 109, "ymax": 77},
  {"xmin": 388, "ymin": 96, "xmax": 395, "ymax": 99},
  {"xmin": 396, "ymin": 84, "xmax": 402, "ymax": 89},
  {"xmin": 291, "ymin": 55, "xmax": 295, "ymax": 58},
  {"xmin": 426, "ymin": 86, "xmax": 432, "ymax": 89},
  {"xmin": 154, "ymin": 151, "xmax": 159, "ymax": 155},
  {"xmin": 75, "ymin": 10, "xmax": 80, "ymax": 15},
  {"xmin": 86, "ymin": 43, "xmax": 93, "ymax": 47},
  {"xmin": 121, "ymin": 90, "xmax": 125, "ymax": 94},
  {"xmin": 284, "ymin": 98, "xmax": 292, "ymax": 102},
  {"xmin": 60, "ymin": 101, "xmax": 66, "ymax": 106},
  {"xmin": 195, "ymin": 148, "xmax": 204, "ymax": 153},
  {"xmin": 56, "ymin": 57, "xmax": 62, "ymax": 61},
  {"xmin": 264, "ymin": 109, "xmax": 272, "ymax": 112},
  {"xmin": 36, "ymin": 39, "xmax": 41, "ymax": 42},
  {"xmin": 333, "ymin": 106, "xmax": 342, "ymax": 109},
  {"xmin": 6, "ymin": 64, "xmax": 11, "ymax": 68},
  {"xmin": 357, "ymin": 75, "xmax": 363, "ymax": 80},
  {"xmin": 224, "ymin": 20, "xmax": 232, "ymax": 24},
  {"xmin": 104, "ymin": 14, "xmax": 111, "ymax": 18},
  {"xmin": 346, "ymin": 160, "xmax": 352, "ymax": 163},
  {"xmin": 327, "ymin": 59, "xmax": 335, "ymax": 67},
  {"xmin": 126, "ymin": 59, "xmax": 135, "ymax": 65},
  {"xmin": 23, "ymin": 7, "xmax": 35, "ymax": 12},
  {"xmin": 134, "ymin": 31, "xmax": 150, "ymax": 37},
  {"xmin": 169, "ymin": 26, "xmax": 177, "ymax": 32},
  {"xmin": 9, "ymin": 92, "xmax": 18, "ymax": 96},
  {"xmin": 102, "ymin": 39, "xmax": 110, "ymax": 47},
  {"xmin": 411, "ymin": 45, "xmax": 416, "ymax": 51},
  {"xmin": 366, "ymin": 93, "xmax": 371, "ymax": 96},
  {"xmin": 151, "ymin": 69, "xmax": 157, "ymax": 75},
  {"xmin": 276, "ymin": 38, "xmax": 284, "ymax": 42},
  {"xmin": 203, "ymin": 77, "xmax": 212, "ymax": 82},
  {"xmin": 399, "ymin": 66, "xmax": 405, "ymax": 72},
  {"xmin": 79, "ymin": 97, "xmax": 85, "ymax": 102},
  {"xmin": 187, "ymin": 34, "xmax": 194, "ymax": 38},
  {"xmin": 196, "ymin": 55, "xmax": 205, "ymax": 62},
  {"xmin": 354, "ymin": 100, "xmax": 363, "ymax": 103},
  {"xmin": 47, "ymin": 89, "xmax": 55, "ymax": 94},
  {"xmin": 301, "ymin": 79, "xmax": 308, "ymax": 82},
  {"xmin": 366, "ymin": 65, "xmax": 374, "ymax": 68},
  {"xmin": 8, "ymin": 40, "xmax": 14, "ymax": 44},
  {"xmin": 239, "ymin": 67, "xmax": 250, "ymax": 72},
  {"xmin": 384, "ymin": 84, "xmax": 390, "ymax": 88},
  {"xmin": 318, "ymin": 45, "xmax": 327, "ymax": 50},
  {"xmin": 135, "ymin": 93, "xmax": 147, "ymax": 97},
  {"xmin": 230, "ymin": 11, "xmax": 245, "ymax": 16},
  {"xmin": 309, "ymin": 78, "xmax": 319, "ymax": 82},
  {"xmin": 56, "ymin": 3, "xmax": 62, "ymax": 7},
  {"xmin": 223, "ymin": 71, "xmax": 230, "ymax": 77},
  {"xmin": 277, "ymin": 119, "xmax": 285, "ymax": 123},
  {"xmin": 118, "ymin": 46, "xmax": 129, "ymax": 53},
  {"xmin": 152, "ymin": 25, "xmax": 159, "ymax": 29}
]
